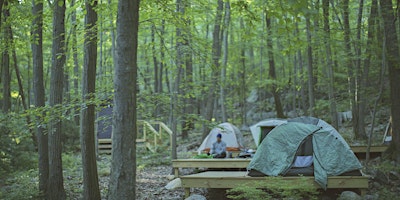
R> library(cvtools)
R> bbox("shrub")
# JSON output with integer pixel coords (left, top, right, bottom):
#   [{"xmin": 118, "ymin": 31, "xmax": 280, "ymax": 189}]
[{"xmin": 227, "ymin": 176, "xmax": 320, "ymax": 200}]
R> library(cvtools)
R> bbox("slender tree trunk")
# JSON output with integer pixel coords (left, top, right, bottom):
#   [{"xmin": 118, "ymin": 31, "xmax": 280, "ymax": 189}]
[
  {"xmin": 31, "ymin": 0, "xmax": 48, "ymax": 197},
  {"xmin": 361, "ymin": 0, "xmax": 378, "ymax": 142},
  {"xmin": 306, "ymin": 17, "xmax": 315, "ymax": 116},
  {"xmin": 48, "ymin": 0, "xmax": 66, "ymax": 199},
  {"xmin": 203, "ymin": 0, "xmax": 223, "ymax": 138},
  {"xmin": 80, "ymin": 0, "xmax": 101, "ymax": 199},
  {"xmin": 265, "ymin": 10, "xmax": 284, "ymax": 118},
  {"xmin": 354, "ymin": 0, "xmax": 367, "ymax": 139},
  {"xmin": 2, "ymin": 2, "xmax": 11, "ymax": 113},
  {"xmin": 220, "ymin": 0, "xmax": 230, "ymax": 122},
  {"xmin": 12, "ymin": 40, "xmax": 36, "ymax": 146},
  {"xmin": 108, "ymin": 0, "xmax": 139, "ymax": 198},
  {"xmin": 239, "ymin": 18, "xmax": 246, "ymax": 125},
  {"xmin": 322, "ymin": 0, "xmax": 338, "ymax": 129},
  {"xmin": 71, "ymin": 0, "xmax": 80, "ymax": 125},
  {"xmin": 381, "ymin": 0, "xmax": 400, "ymax": 164}
]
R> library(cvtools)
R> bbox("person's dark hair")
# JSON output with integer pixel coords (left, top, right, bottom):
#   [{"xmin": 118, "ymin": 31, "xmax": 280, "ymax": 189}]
[{"xmin": 217, "ymin": 133, "xmax": 222, "ymax": 138}]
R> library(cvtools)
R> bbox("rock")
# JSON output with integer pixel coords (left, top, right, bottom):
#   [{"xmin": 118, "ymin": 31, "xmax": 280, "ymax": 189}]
[
  {"xmin": 372, "ymin": 181, "xmax": 381, "ymax": 189},
  {"xmin": 363, "ymin": 194, "xmax": 379, "ymax": 200},
  {"xmin": 164, "ymin": 178, "xmax": 181, "ymax": 190},
  {"xmin": 389, "ymin": 171, "xmax": 400, "ymax": 180},
  {"xmin": 166, "ymin": 174, "xmax": 175, "ymax": 180},
  {"xmin": 184, "ymin": 194, "xmax": 207, "ymax": 200},
  {"xmin": 337, "ymin": 191, "xmax": 362, "ymax": 200},
  {"xmin": 375, "ymin": 170, "xmax": 389, "ymax": 185}
]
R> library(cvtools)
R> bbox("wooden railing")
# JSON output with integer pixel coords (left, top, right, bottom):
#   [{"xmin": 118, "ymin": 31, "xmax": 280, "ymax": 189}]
[{"xmin": 97, "ymin": 120, "xmax": 173, "ymax": 154}]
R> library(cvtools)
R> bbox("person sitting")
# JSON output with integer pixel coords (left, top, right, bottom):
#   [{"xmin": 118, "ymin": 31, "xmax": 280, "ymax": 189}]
[{"xmin": 210, "ymin": 133, "xmax": 227, "ymax": 158}]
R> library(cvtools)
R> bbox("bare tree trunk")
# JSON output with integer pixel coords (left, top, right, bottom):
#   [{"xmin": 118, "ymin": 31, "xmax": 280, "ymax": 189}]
[
  {"xmin": 71, "ymin": 0, "xmax": 80, "ymax": 125},
  {"xmin": 239, "ymin": 18, "xmax": 246, "ymax": 125},
  {"xmin": 220, "ymin": 0, "xmax": 230, "ymax": 122},
  {"xmin": 203, "ymin": 0, "xmax": 223, "ymax": 138},
  {"xmin": 265, "ymin": 10, "xmax": 284, "ymax": 118},
  {"xmin": 108, "ymin": 0, "xmax": 139, "ymax": 198},
  {"xmin": 306, "ymin": 17, "xmax": 315, "ymax": 116},
  {"xmin": 2, "ymin": 2, "xmax": 11, "ymax": 113},
  {"xmin": 80, "ymin": 0, "xmax": 101, "ymax": 199},
  {"xmin": 31, "ymin": 0, "xmax": 48, "ymax": 197},
  {"xmin": 48, "ymin": 0, "xmax": 66, "ymax": 199},
  {"xmin": 381, "ymin": 0, "xmax": 400, "ymax": 164},
  {"xmin": 322, "ymin": 0, "xmax": 338, "ymax": 129},
  {"xmin": 366, "ymin": 39, "xmax": 386, "ymax": 164}
]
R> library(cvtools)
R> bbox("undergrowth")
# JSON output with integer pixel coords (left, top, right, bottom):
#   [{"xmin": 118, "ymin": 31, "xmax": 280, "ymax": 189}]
[{"xmin": 227, "ymin": 176, "xmax": 320, "ymax": 200}]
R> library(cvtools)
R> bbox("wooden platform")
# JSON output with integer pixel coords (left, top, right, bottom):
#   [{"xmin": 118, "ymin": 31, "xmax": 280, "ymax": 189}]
[
  {"xmin": 172, "ymin": 158, "xmax": 250, "ymax": 177},
  {"xmin": 180, "ymin": 171, "xmax": 369, "ymax": 197},
  {"xmin": 350, "ymin": 145, "xmax": 388, "ymax": 159}
]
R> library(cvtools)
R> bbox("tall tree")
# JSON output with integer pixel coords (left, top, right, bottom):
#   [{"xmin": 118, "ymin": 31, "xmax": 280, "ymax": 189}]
[
  {"xmin": 203, "ymin": 0, "xmax": 223, "ymax": 138},
  {"xmin": 80, "ymin": 0, "xmax": 101, "ymax": 199},
  {"xmin": 31, "ymin": 0, "xmax": 48, "ymax": 197},
  {"xmin": 265, "ymin": 10, "xmax": 284, "ymax": 118},
  {"xmin": 381, "ymin": 0, "xmax": 400, "ymax": 164},
  {"xmin": 322, "ymin": 0, "xmax": 338, "ymax": 129},
  {"xmin": 71, "ymin": 0, "xmax": 80, "ymax": 125},
  {"xmin": 220, "ymin": 0, "xmax": 230, "ymax": 122},
  {"xmin": 108, "ymin": 0, "xmax": 140, "ymax": 198},
  {"xmin": 305, "ymin": 17, "xmax": 315, "ymax": 116},
  {"xmin": 2, "ymin": 1, "xmax": 11, "ymax": 113},
  {"xmin": 47, "ymin": 0, "xmax": 66, "ymax": 199}
]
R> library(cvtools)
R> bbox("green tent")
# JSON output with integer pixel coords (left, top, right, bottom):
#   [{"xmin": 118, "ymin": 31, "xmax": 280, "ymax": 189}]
[{"xmin": 247, "ymin": 122, "xmax": 362, "ymax": 190}]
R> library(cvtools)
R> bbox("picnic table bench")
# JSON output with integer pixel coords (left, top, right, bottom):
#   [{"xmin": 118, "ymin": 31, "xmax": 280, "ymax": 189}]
[{"xmin": 180, "ymin": 171, "xmax": 369, "ymax": 198}]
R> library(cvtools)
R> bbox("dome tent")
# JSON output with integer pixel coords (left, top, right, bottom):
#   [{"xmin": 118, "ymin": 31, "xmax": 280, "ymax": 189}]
[
  {"xmin": 247, "ymin": 122, "xmax": 362, "ymax": 190},
  {"xmin": 197, "ymin": 122, "xmax": 244, "ymax": 154}
]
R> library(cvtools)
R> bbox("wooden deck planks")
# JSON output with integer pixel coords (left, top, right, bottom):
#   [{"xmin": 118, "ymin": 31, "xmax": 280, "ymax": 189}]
[{"xmin": 180, "ymin": 171, "xmax": 369, "ymax": 197}]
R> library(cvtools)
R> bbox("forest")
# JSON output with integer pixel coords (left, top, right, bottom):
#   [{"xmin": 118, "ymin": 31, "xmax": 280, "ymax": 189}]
[{"xmin": 0, "ymin": 0, "xmax": 400, "ymax": 199}]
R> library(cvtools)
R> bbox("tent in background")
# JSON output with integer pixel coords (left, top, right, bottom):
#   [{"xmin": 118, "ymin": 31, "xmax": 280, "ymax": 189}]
[
  {"xmin": 197, "ymin": 122, "xmax": 244, "ymax": 154},
  {"xmin": 249, "ymin": 119, "xmax": 287, "ymax": 147}
]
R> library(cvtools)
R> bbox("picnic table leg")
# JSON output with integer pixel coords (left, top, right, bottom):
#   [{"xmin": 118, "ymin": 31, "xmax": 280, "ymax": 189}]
[
  {"xmin": 174, "ymin": 168, "xmax": 179, "ymax": 178},
  {"xmin": 184, "ymin": 188, "xmax": 190, "ymax": 198},
  {"xmin": 360, "ymin": 188, "xmax": 367, "ymax": 197}
]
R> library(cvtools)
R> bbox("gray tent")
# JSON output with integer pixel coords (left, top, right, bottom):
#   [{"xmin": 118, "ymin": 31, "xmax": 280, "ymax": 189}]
[{"xmin": 247, "ymin": 122, "xmax": 362, "ymax": 189}]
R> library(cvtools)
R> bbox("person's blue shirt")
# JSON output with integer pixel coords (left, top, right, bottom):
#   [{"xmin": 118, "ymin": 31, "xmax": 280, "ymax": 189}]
[{"xmin": 211, "ymin": 140, "xmax": 226, "ymax": 155}]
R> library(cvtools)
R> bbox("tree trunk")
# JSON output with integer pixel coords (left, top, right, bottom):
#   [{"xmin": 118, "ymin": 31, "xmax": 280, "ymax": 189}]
[
  {"xmin": 203, "ymin": 0, "xmax": 223, "ymax": 138},
  {"xmin": 180, "ymin": 0, "xmax": 194, "ymax": 140},
  {"xmin": 353, "ymin": 0, "xmax": 367, "ymax": 139},
  {"xmin": 239, "ymin": 18, "xmax": 246, "ymax": 125},
  {"xmin": 322, "ymin": 0, "xmax": 338, "ymax": 129},
  {"xmin": 48, "ymin": 0, "xmax": 66, "ymax": 199},
  {"xmin": 306, "ymin": 17, "xmax": 315, "ymax": 116},
  {"xmin": 265, "ymin": 10, "xmax": 284, "ymax": 118},
  {"xmin": 2, "ymin": 2, "xmax": 11, "ymax": 113},
  {"xmin": 381, "ymin": 0, "xmax": 400, "ymax": 164},
  {"xmin": 80, "ymin": 0, "xmax": 101, "ymax": 199},
  {"xmin": 71, "ymin": 0, "xmax": 80, "ymax": 125},
  {"xmin": 31, "ymin": 0, "xmax": 48, "ymax": 197},
  {"xmin": 220, "ymin": 0, "xmax": 230, "ymax": 123},
  {"xmin": 361, "ymin": 0, "xmax": 378, "ymax": 142},
  {"xmin": 108, "ymin": 0, "xmax": 139, "ymax": 198}
]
